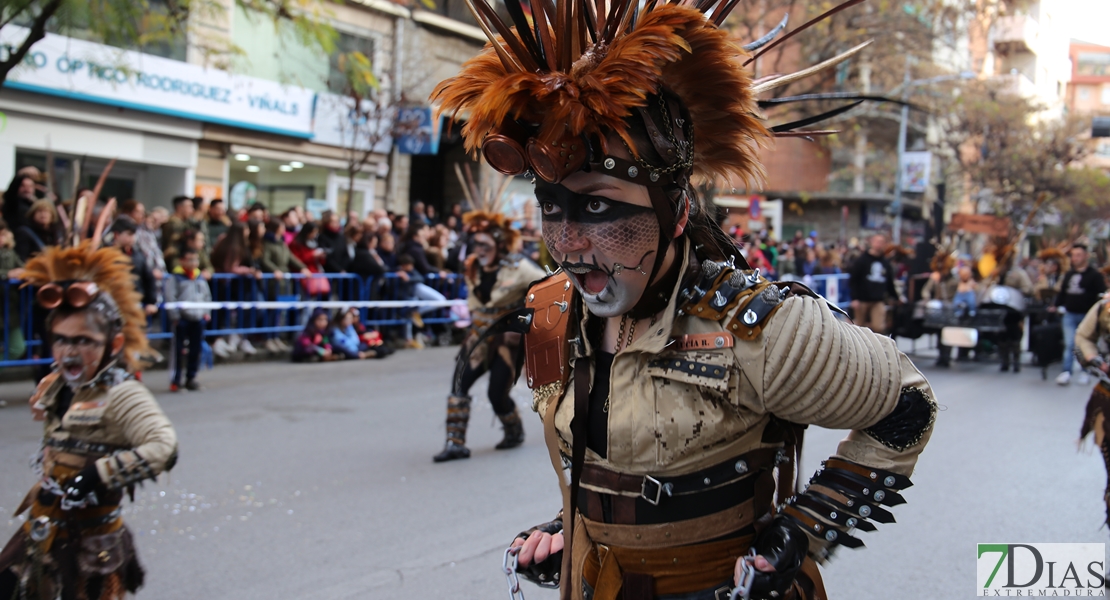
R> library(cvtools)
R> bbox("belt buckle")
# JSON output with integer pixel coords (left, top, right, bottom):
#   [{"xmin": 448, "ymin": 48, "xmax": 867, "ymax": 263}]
[{"xmin": 641, "ymin": 475, "xmax": 663, "ymax": 506}]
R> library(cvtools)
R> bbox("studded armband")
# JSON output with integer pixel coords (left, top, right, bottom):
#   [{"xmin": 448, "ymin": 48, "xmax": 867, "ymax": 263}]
[
  {"xmin": 679, "ymin": 259, "xmax": 788, "ymax": 341},
  {"xmin": 783, "ymin": 458, "xmax": 913, "ymax": 561},
  {"xmin": 98, "ymin": 449, "xmax": 170, "ymax": 490}
]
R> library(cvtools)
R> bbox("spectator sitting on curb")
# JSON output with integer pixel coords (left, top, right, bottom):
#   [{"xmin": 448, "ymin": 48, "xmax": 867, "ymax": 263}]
[
  {"xmin": 292, "ymin": 308, "xmax": 338, "ymax": 362},
  {"xmin": 164, "ymin": 248, "xmax": 212, "ymax": 392},
  {"xmin": 329, "ymin": 308, "xmax": 391, "ymax": 359}
]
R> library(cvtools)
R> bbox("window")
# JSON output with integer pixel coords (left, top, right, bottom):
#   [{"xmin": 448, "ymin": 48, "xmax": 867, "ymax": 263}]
[
  {"xmin": 1102, "ymin": 86, "xmax": 1110, "ymax": 105},
  {"xmin": 328, "ymin": 32, "xmax": 376, "ymax": 94},
  {"xmin": 1078, "ymin": 52, "xmax": 1110, "ymax": 77}
]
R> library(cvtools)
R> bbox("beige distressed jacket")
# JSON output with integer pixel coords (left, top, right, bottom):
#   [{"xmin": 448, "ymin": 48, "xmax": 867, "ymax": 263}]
[
  {"xmin": 36, "ymin": 374, "xmax": 178, "ymax": 490},
  {"xmin": 1076, "ymin": 299, "xmax": 1110, "ymax": 364},
  {"xmin": 465, "ymin": 255, "xmax": 547, "ymax": 316},
  {"xmin": 534, "ymin": 250, "xmax": 934, "ymax": 478}
]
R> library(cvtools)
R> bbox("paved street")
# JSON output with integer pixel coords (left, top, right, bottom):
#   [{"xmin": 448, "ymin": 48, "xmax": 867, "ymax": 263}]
[{"xmin": 1, "ymin": 345, "xmax": 1106, "ymax": 600}]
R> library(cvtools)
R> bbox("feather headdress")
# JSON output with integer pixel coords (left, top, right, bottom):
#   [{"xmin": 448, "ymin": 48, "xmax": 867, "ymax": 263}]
[
  {"xmin": 431, "ymin": 0, "xmax": 879, "ymax": 188},
  {"xmin": 21, "ymin": 242, "xmax": 152, "ymax": 371}
]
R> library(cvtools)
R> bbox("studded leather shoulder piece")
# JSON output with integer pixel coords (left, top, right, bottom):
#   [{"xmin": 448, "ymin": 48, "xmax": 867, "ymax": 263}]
[
  {"xmin": 524, "ymin": 272, "xmax": 576, "ymax": 390},
  {"xmin": 679, "ymin": 259, "xmax": 789, "ymax": 342}
]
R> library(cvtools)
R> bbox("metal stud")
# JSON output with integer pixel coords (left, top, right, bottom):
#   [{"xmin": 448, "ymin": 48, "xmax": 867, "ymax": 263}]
[
  {"xmin": 628, "ymin": 166, "xmax": 639, "ymax": 178},
  {"xmin": 528, "ymin": 377, "xmax": 533, "ymax": 387},
  {"xmin": 862, "ymin": 488, "xmax": 870, "ymax": 495},
  {"xmin": 858, "ymin": 505, "xmax": 872, "ymax": 517},
  {"xmin": 873, "ymin": 490, "xmax": 886, "ymax": 502},
  {"xmin": 829, "ymin": 511, "xmax": 838, "ymax": 520},
  {"xmin": 604, "ymin": 158, "xmax": 615, "ymax": 169},
  {"xmin": 734, "ymin": 460, "xmax": 748, "ymax": 474},
  {"xmin": 846, "ymin": 518, "xmax": 857, "ymax": 528},
  {"xmin": 703, "ymin": 477, "xmax": 711, "ymax": 485},
  {"xmin": 825, "ymin": 530, "xmax": 838, "ymax": 542},
  {"xmin": 649, "ymin": 172, "xmax": 660, "ymax": 182},
  {"xmin": 742, "ymin": 309, "xmax": 757, "ymax": 325},
  {"xmin": 884, "ymin": 476, "xmax": 896, "ymax": 487},
  {"xmin": 528, "ymin": 293, "xmax": 535, "ymax": 302},
  {"xmin": 869, "ymin": 472, "xmax": 877, "ymax": 480},
  {"xmin": 715, "ymin": 336, "xmax": 725, "ymax": 348}
]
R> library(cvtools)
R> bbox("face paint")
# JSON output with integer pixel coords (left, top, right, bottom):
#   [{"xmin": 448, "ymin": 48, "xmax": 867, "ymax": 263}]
[
  {"xmin": 51, "ymin": 313, "xmax": 109, "ymax": 386},
  {"xmin": 536, "ymin": 181, "xmax": 660, "ymax": 318},
  {"xmin": 471, "ymin": 233, "xmax": 497, "ymax": 267}
]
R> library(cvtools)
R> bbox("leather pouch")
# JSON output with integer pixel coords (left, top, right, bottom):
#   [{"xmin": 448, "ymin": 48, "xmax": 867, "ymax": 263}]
[{"xmin": 78, "ymin": 530, "xmax": 125, "ymax": 576}]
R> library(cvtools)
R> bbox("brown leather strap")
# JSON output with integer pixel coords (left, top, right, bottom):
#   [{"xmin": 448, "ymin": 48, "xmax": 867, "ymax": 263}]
[
  {"xmin": 560, "ymin": 357, "xmax": 591, "ymax": 600},
  {"xmin": 543, "ymin": 386, "xmax": 573, "ymax": 597},
  {"xmin": 580, "ymin": 447, "xmax": 781, "ymax": 497},
  {"xmin": 582, "ymin": 498, "xmax": 757, "ymax": 549}
]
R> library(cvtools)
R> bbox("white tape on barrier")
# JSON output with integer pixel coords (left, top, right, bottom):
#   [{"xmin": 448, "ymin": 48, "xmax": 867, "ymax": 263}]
[{"xmin": 162, "ymin": 300, "xmax": 467, "ymax": 310}]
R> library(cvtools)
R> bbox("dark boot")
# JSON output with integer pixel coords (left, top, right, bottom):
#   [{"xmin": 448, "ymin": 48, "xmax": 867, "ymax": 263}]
[
  {"xmin": 433, "ymin": 396, "xmax": 472, "ymax": 462},
  {"xmin": 495, "ymin": 409, "xmax": 525, "ymax": 450}
]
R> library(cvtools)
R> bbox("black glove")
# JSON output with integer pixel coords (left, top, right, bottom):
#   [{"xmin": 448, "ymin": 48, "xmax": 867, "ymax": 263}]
[
  {"xmin": 514, "ymin": 518, "xmax": 563, "ymax": 588},
  {"xmin": 62, "ymin": 466, "xmax": 102, "ymax": 508},
  {"xmin": 746, "ymin": 515, "xmax": 809, "ymax": 599}
]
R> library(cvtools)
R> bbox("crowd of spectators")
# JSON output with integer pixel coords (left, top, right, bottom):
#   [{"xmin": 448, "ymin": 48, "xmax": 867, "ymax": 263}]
[{"xmin": 0, "ymin": 168, "xmax": 488, "ymax": 375}]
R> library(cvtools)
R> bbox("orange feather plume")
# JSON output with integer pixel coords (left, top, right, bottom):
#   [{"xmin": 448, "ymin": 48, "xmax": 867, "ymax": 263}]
[{"xmin": 432, "ymin": 4, "xmax": 767, "ymax": 186}]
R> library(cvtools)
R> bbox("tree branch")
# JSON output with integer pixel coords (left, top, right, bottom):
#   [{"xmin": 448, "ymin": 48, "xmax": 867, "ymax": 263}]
[{"xmin": 0, "ymin": 0, "xmax": 65, "ymax": 88}]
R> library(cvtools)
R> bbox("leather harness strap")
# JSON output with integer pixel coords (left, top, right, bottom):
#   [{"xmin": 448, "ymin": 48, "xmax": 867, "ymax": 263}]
[{"xmin": 581, "ymin": 498, "xmax": 758, "ymax": 549}]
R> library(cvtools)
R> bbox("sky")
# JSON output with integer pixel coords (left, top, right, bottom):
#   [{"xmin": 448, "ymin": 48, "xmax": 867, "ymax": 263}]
[{"xmin": 1058, "ymin": 0, "xmax": 1110, "ymax": 47}]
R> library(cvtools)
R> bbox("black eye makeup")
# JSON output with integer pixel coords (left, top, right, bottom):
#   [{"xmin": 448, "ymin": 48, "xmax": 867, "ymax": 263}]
[{"xmin": 535, "ymin": 182, "xmax": 655, "ymax": 224}]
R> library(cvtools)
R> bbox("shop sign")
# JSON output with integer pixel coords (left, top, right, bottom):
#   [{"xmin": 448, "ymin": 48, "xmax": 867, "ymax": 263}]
[
  {"xmin": 311, "ymin": 93, "xmax": 393, "ymax": 153},
  {"xmin": 1, "ymin": 26, "xmax": 316, "ymax": 138},
  {"xmin": 949, "ymin": 213, "xmax": 1011, "ymax": 237},
  {"xmin": 394, "ymin": 107, "xmax": 442, "ymax": 155},
  {"xmin": 194, "ymin": 184, "xmax": 222, "ymax": 202}
]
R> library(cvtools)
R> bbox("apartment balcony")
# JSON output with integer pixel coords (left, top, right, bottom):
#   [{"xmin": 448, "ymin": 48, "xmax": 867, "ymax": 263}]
[
  {"xmin": 995, "ymin": 72, "xmax": 1037, "ymax": 98},
  {"xmin": 993, "ymin": 15, "xmax": 1038, "ymax": 55}
]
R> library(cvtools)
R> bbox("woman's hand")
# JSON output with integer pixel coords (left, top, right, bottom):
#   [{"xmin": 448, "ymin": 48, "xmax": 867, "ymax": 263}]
[{"xmin": 511, "ymin": 530, "xmax": 564, "ymax": 567}]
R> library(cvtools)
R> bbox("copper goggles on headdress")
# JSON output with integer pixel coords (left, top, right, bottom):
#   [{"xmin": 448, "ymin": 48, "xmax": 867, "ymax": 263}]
[
  {"xmin": 482, "ymin": 121, "xmax": 592, "ymax": 184},
  {"xmin": 37, "ymin": 281, "xmax": 101, "ymax": 309}
]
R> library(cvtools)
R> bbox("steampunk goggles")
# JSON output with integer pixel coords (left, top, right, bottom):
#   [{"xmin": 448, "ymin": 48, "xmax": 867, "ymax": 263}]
[{"xmin": 37, "ymin": 281, "xmax": 101, "ymax": 309}]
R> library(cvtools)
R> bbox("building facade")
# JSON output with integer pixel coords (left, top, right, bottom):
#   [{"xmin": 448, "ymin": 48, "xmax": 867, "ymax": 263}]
[{"xmin": 0, "ymin": 0, "xmax": 484, "ymax": 219}]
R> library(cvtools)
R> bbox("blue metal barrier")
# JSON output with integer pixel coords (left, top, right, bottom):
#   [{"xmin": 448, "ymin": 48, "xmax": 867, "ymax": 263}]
[
  {"xmin": 808, "ymin": 273, "xmax": 851, "ymax": 307},
  {"xmin": 2, "ymin": 270, "xmax": 854, "ymax": 370},
  {"xmin": 1, "ymin": 272, "xmax": 467, "ymax": 370}
]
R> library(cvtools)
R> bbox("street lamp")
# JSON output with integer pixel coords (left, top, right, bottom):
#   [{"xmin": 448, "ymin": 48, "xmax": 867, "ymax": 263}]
[{"xmin": 890, "ymin": 70, "xmax": 976, "ymax": 244}]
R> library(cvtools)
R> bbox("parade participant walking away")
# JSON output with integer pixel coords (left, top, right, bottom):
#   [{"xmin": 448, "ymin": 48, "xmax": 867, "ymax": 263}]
[
  {"xmin": 434, "ymin": 2, "xmax": 937, "ymax": 597},
  {"xmin": 0, "ymin": 242, "xmax": 178, "ymax": 600},
  {"xmin": 1056, "ymin": 244, "xmax": 1107, "ymax": 386},
  {"xmin": 993, "ymin": 249, "xmax": 1033, "ymax": 373},
  {"xmin": 164, "ymin": 248, "xmax": 212, "ymax": 391},
  {"xmin": 922, "ymin": 253, "xmax": 959, "ymax": 367},
  {"xmin": 1076, "ymin": 282, "xmax": 1110, "ymax": 528},
  {"xmin": 849, "ymin": 233, "xmax": 899, "ymax": 334},
  {"xmin": 432, "ymin": 208, "xmax": 545, "ymax": 462}
]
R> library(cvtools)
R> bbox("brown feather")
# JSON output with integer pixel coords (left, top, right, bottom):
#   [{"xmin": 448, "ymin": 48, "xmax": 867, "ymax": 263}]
[{"xmin": 432, "ymin": 6, "xmax": 768, "ymax": 186}]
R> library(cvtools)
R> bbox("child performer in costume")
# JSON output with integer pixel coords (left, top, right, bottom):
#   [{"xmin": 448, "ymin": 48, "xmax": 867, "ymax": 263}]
[
  {"xmin": 0, "ymin": 243, "xmax": 178, "ymax": 600},
  {"xmin": 434, "ymin": 209, "xmax": 545, "ymax": 462},
  {"xmin": 432, "ymin": 0, "xmax": 938, "ymax": 597}
]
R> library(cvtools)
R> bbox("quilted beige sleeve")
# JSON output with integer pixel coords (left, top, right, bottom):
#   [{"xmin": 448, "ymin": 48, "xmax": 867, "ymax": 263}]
[
  {"xmin": 760, "ymin": 295, "xmax": 935, "ymax": 475},
  {"xmin": 95, "ymin": 381, "xmax": 178, "ymax": 489}
]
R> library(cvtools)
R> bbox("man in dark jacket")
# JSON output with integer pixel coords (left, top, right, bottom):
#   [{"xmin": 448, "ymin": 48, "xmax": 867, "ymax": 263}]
[
  {"xmin": 848, "ymin": 233, "xmax": 899, "ymax": 334},
  {"xmin": 1054, "ymin": 244, "xmax": 1108, "ymax": 386},
  {"xmin": 111, "ymin": 217, "xmax": 159, "ymax": 316}
]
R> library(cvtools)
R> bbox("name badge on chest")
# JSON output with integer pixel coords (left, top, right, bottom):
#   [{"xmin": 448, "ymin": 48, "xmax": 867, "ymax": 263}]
[{"xmin": 670, "ymin": 332, "xmax": 734, "ymax": 352}]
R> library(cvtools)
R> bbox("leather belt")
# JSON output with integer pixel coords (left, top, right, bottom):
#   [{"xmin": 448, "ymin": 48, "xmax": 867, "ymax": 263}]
[
  {"xmin": 580, "ymin": 447, "xmax": 783, "ymax": 505},
  {"xmin": 46, "ymin": 438, "xmax": 127, "ymax": 456}
]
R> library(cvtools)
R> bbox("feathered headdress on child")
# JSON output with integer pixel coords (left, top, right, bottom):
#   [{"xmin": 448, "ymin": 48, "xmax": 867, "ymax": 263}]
[{"xmin": 20, "ymin": 242, "xmax": 153, "ymax": 371}]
